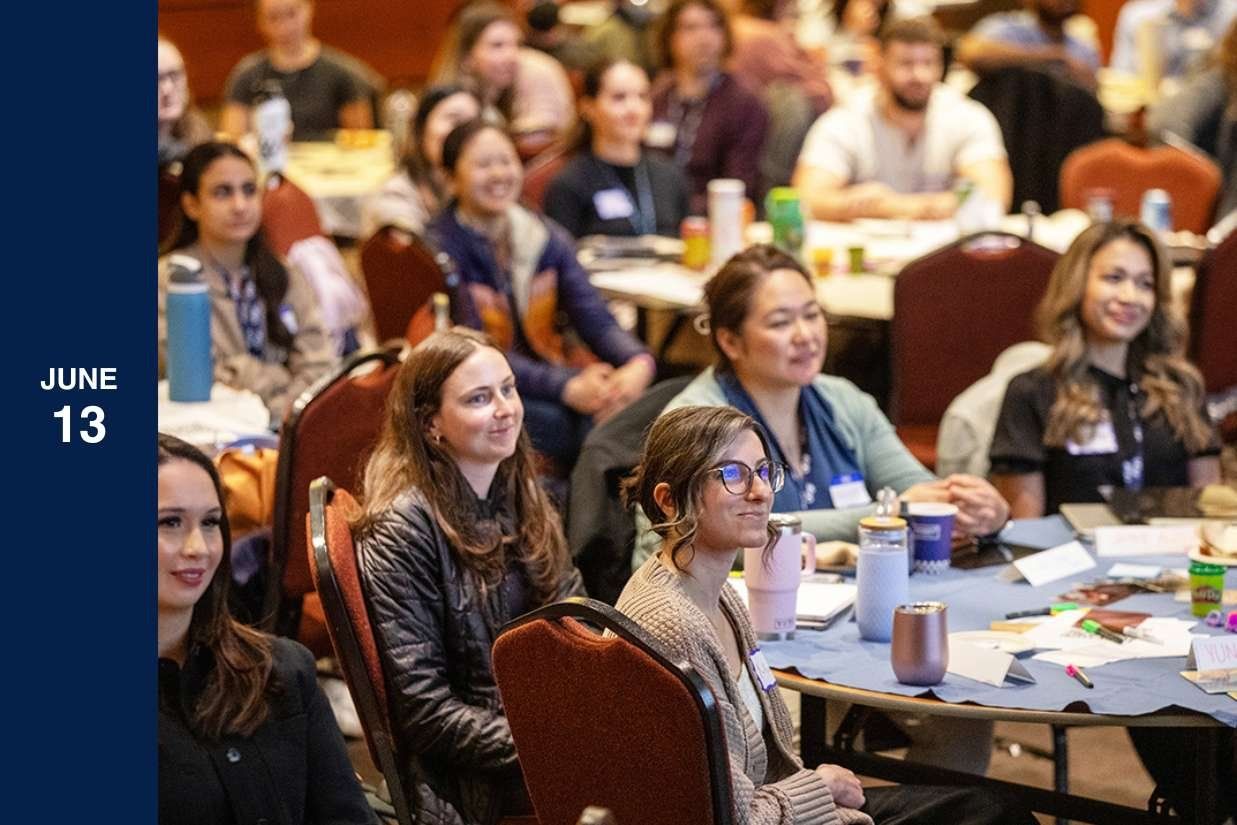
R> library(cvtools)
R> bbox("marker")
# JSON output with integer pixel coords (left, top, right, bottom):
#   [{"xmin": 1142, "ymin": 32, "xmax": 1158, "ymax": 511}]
[
  {"xmin": 1066, "ymin": 663, "xmax": 1093, "ymax": 689},
  {"xmin": 1122, "ymin": 625, "xmax": 1164, "ymax": 645},
  {"xmin": 1081, "ymin": 618, "xmax": 1126, "ymax": 644},
  {"xmin": 1004, "ymin": 602, "xmax": 1079, "ymax": 620}
]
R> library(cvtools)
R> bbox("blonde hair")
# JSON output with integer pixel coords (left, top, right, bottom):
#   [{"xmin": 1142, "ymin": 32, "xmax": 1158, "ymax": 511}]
[{"xmin": 1036, "ymin": 220, "xmax": 1213, "ymax": 452}]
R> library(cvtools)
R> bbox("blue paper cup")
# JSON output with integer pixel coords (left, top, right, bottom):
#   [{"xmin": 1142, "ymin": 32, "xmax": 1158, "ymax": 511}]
[{"xmin": 907, "ymin": 503, "xmax": 957, "ymax": 574}]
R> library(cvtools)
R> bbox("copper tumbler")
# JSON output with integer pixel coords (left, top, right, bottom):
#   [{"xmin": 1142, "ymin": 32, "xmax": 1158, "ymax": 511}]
[{"xmin": 891, "ymin": 602, "xmax": 948, "ymax": 686}]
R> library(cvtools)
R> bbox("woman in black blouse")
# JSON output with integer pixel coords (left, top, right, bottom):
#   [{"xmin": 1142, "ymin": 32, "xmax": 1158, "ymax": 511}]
[
  {"xmin": 543, "ymin": 57, "xmax": 689, "ymax": 238},
  {"xmin": 157, "ymin": 433, "xmax": 375, "ymax": 825},
  {"xmin": 989, "ymin": 219, "xmax": 1220, "ymax": 517}
]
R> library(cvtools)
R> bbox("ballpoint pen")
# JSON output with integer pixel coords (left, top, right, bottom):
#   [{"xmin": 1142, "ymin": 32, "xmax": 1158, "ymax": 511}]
[
  {"xmin": 1081, "ymin": 618, "xmax": 1126, "ymax": 644},
  {"xmin": 1122, "ymin": 625, "xmax": 1164, "ymax": 645}
]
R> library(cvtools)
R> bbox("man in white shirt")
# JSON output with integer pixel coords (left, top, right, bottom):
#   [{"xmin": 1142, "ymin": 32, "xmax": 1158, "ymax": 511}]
[
  {"xmin": 794, "ymin": 17, "xmax": 1012, "ymax": 221},
  {"xmin": 1110, "ymin": 0, "xmax": 1237, "ymax": 80}
]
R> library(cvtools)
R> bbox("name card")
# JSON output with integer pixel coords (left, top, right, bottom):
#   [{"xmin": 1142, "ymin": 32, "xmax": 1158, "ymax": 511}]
[
  {"xmin": 1186, "ymin": 636, "xmax": 1237, "ymax": 672},
  {"xmin": 947, "ymin": 639, "xmax": 1036, "ymax": 687},
  {"xmin": 999, "ymin": 541, "xmax": 1097, "ymax": 587},
  {"xmin": 1094, "ymin": 525, "xmax": 1198, "ymax": 557}
]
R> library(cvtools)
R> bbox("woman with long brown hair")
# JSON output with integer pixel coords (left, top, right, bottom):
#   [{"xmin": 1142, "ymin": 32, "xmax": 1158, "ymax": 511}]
[
  {"xmin": 353, "ymin": 327, "xmax": 584, "ymax": 824},
  {"xmin": 157, "ymin": 433, "xmax": 375, "ymax": 825},
  {"xmin": 990, "ymin": 219, "xmax": 1220, "ymax": 517}
]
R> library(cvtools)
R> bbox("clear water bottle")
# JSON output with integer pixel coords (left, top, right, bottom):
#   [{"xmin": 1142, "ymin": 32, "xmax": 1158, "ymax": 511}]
[
  {"xmin": 165, "ymin": 254, "xmax": 213, "ymax": 402},
  {"xmin": 253, "ymin": 80, "xmax": 291, "ymax": 176},
  {"xmin": 1140, "ymin": 188, "xmax": 1173, "ymax": 233},
  {"xmin": 432, "ymin": 292, "xmax": 451, "ymax": 332},
  {"xmin": 855, "ymin": 515, "xmax": 909, "ymax": 642},
  {"xmin": 383, "ymin": 89, "xmax": 416, "ymax": 163}
]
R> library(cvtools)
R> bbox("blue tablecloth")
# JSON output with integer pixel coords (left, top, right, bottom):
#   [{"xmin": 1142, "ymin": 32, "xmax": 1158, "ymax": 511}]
[{"xmin": 763, "ymin": 553, "xmax": 1237, "ymax": 727}]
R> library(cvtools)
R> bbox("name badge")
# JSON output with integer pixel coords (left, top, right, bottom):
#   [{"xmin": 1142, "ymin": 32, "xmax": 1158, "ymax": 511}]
[
  {"xmin": 645, "ymin": 121, "xmax": 677, "ymax": 149},
  {"xmin": 1066, "ymin": 420, "xmax": 1119, "ymax": 455},
  {"xmin": 828, "ymin": 472, "xmax": 871, "ymax": 508},
  {"xmin": 593, "ymin": 188, "xmax": 635, "ymax": 221},
  {"xmin": 278, "ymin": 303, "xmax": 299, "ymax": 336},
  {"xmin": 748, "ymin": 647, "xmax": 778, "ymax": 693}
]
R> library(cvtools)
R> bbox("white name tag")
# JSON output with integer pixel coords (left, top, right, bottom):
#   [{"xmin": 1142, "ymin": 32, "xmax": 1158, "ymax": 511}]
[
  {"xmin": 593, "ymin": 188, "xmax": 635, "ymax": 220},
  {"xmin": 748, "ymin": 647, "xmax": 778, "ymax": 692},
  {"xmin": 645, "ymin": 121, "xmax": 677, "ymax": 149},
  {"xmin": 1066, "ymin": 420, "xmax": 1119, "ymax": 455},
  {"xmin": 278, "ymin": 303, "xmax": 299, "ymax": 336},
  {"xmin": 828, "ymin": 472, "xmax": 871, "ymax": 508}
]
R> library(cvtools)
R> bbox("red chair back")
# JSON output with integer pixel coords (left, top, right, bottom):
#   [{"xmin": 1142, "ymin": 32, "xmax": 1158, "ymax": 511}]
[
  {"xmin": 891, "ymin": 233, "xmax": 1059, "ymax": 468},
  {"xmin": 1060, "ymin": 139, "xmax": 1223, "ymax": 234},
  {"xmin": 262, "ymin": 174, "xmax": 324, "ymax": 257},
  {"xmin": 493, "ymin": 599, "xmax": 734, "ymax": 825},
  {"xmin": 308, "ymin": 478, "xmax": 415, "ymax": 825},
  {"xmin": 1189, "ymin": 230, "xmax": 1237, "ymax": 395},
  {"xmin": 158, "ymin": 167, "xmax": 182, "ymax": 248},
  {"xmin": 360, "ymin": 227, "xmax": 450, "ymax": 342},
  {"xmin": 521, "ymin": 143, "xmax": 572, "ymax": 211},
  {"xmin": 271, "ymin": 348, "xmax": 401, "ymax": 642}
]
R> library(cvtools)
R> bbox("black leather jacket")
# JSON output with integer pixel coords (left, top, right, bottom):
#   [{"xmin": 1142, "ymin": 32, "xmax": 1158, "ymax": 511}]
[{"xmin": 357, "ymin": 488, "xmax": 584, "ymax": 825}]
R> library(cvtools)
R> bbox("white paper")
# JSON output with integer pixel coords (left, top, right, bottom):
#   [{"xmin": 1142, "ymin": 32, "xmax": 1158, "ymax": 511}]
[
  {"xmin": 1000, "ymin": 541, "xmax": 1096, "ymax": 587},
  {"xmin": 1022, "ymin": 609, "xmax": 1093, "ymax": 650},
  {"xmin": 1106, "ymin": 563, "xmax": 1162, "ymax": 579},
  {"xmin": 1094, "ymin": 525, "xmax": 1198, "ymax": 557},
  {"xmin": 1187, "ymin": 636, "xmax": 1237, "ymax": 671},
  {"xmin": 948, "ymin": 640, "xmax": 1036, "ymax": 687}
]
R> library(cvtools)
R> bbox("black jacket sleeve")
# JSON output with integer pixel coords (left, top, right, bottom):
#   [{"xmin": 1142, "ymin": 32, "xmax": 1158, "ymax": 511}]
[{"xmin": 358, "ymin": 504, "xmax": 519, "ymax": 772}]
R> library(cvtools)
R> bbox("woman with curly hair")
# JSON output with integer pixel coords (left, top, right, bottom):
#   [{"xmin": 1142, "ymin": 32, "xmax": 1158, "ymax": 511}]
[
  {"xmin": 157, "ymin": 434, "xmax": 375, "ymax": 825},
  {"xmin": 990, "ymin": 218, "xmax": 1220, "ymax": 516},
  {"xmin": 353, "ymin": 327, "xmax": 584, "ymax": 824}
]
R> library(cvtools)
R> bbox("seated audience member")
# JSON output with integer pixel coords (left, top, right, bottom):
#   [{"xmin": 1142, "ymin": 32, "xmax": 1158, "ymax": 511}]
[
  {"xmin": 353, "ymin": 328, "xmax": 585, "ymax": 823},
  {"xmin": 649, "ymin": 0, "xmax": 770, "ymax": 212},
  {"xmin": 990, "ymin": 219, "xmax": 1221, "ymax": 517},
  {"xmin": 431, "ymin": 1, "xmax": 575, "ymax": 148},
  {"xmin": 158, "ymin": 142, "xmax": 336, "ymax": 423},
  {"xmin": 989, "ymin": 219, "xmax": 1232, "ymax": 824},
  {"xmin": 1148, "ymin": 17, "xmax": 1237, "ymax": 219},
  {"xmin": 543, "ymin": 59, "xmax": 689, "ymax": 238},
  {"xmin": 158, "ymin": 434, "xmax": 377, "ymax": 825},
  {"xmin": 823, "ymin": 0, "xmax": 928, "ymax": 76},
  {"xmin": 617, "ymin": 405, "xmax": 1036, "ymax": 825},
  {"xmin": 524, "ymin": 0, "xmax": 595, "ymax": 71},
  {"xmin": 158, "ymin": 37, "xmax": 212, "ymax": 167},
  {"xmin": 956, "ymin": 0, "xmax": 1101, "ymax": 90},
  {"xmin": 1110, "ymin": 0, "xmax": 1236, "ymax": 81},
  {"xmin": 361, "ymin": 85, "xmax": 482, "ymax": 239},
  {"xmin": 220, "ymin": 0, "xmax": 374, "ymax": 140},
  {"xmin": 638, "ymin": 244, "xmax": 1009, "ymax": 556},
  {"xmin": 794, "ymin": 17, "xmax": 1012, "ymax": 221},
  {"xmin": 585, "ymin": 0, "xmax": 658, "ymax": 75},
  {"xmin": 730, "ymin": 0, "xmax": 833, "ymax": 115},
  {"xmin": 429, "ymin": 121, "xmax": 655, "ymax": 466}
]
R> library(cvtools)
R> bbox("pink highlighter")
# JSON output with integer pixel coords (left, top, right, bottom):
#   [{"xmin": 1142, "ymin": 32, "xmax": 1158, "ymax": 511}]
[{"xmin": 1066, "ymin": 663, "xmax": 1093, "ymax": 689}]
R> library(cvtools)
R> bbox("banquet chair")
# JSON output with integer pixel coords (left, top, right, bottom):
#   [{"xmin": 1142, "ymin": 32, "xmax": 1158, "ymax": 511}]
[
  {"xmin": 492, "ymin": 597, "xmax": 735, "ymax": 825},
  {"xmin": 308, "ymin": 477, "xmax": 416, "ymax": 825},
  {"xmin": 359, "ymin": 226, "xmax": 454, "ymax": 343},
  {"xmin": 1189, "ymin": 230, "xmax": 1237, "ymax": 442},
  {"xmin": 269, "ymin": 346, "xmax": 402, "ymax": 653},
  {"xmin": 261, "ymin": 173, "xmax": 325, "ymax": 257},
  {"xmin": 522, "ymin": 142, "xmax": 571, "ymax": 211},
  {"xmin": 890, "ymin": 233, "xmax": 1059, "ymax": 469},
  {"xmin": 1060, "ymin": 139, "xmax": 1223, "ymax": 234},
  {"xmin": 158, "ymin": 166, "xmax": 181, "ymax": 248}
]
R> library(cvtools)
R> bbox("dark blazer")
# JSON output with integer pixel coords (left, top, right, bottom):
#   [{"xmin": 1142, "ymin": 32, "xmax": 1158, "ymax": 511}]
[{"xmin": 158, "ymin": 636, "xmax": 377, "ymax": 825}]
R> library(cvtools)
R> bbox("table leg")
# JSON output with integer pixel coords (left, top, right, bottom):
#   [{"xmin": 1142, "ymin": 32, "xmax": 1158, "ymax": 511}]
[
  {"xmin": 1052, "ymin": 725, "xmax": 1069, "ymax": 825},
  {"xmin": 1192, "ymin": 727, "xmax": 1219, "ymax": 825},
  {"xmin": 800, "ymin": 694, "xmax": 828, "ymax": 768}
]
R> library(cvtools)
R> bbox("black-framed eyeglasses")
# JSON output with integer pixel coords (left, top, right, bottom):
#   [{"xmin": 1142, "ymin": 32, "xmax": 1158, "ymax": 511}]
[{"xmin": 707, "ymin": 459, "xmax": 786, "ymax": 496}]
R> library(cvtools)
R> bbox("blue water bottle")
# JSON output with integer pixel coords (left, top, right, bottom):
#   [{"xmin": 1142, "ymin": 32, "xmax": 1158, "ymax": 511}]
[{"xmin": 165, "ymin": 254, "xmax": 213, "ymax": 402}]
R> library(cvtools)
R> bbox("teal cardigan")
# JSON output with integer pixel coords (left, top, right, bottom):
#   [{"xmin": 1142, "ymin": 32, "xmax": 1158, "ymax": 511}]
[{"xmin": 632, "ymin": 367, "xmax": 933, "ymax": 571}]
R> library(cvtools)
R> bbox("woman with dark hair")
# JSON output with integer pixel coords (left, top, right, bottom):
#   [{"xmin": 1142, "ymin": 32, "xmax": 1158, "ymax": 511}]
[
  {"xmin": 648, "ymin": 0, "xmax": 770, "ymax": 211},
  {"xmin": 360, "ymin": 85, "xmax": 481, "ymax": 238},
  {"xmin": 430, "ymin": 0, "xmax": 574, "ymax": 147},
  {"xmin": 158, "ymin": 433, "xmax": 376, "ymax": 825},
  {"xmin": 990, "ymin": 221, "xmax": 1231, "ymax": 823},
  {"xmin": 543, "ymin": 58, "xmax": 689, "ymax": 238},
  {"xmin": 730, "ymin": 0, "xmax": 833, "ymax": 114},
  {"xmin": 430, "ymin": 120, "xmax": 655, "ymax": 466},
  {"xmin": 158, "ymin": 141, "xmax": 336, "ymax": 422},
  {"xmin": 353, "ymin": 328, "xmax": 585, "ymax": 824},
  {"xmin": 990, "ymin": 219, "xmax": 1221, "ymax": 516},
  {"xmin": 617, "ymin": 406, "xmax": 1034, "ymax": 825}
]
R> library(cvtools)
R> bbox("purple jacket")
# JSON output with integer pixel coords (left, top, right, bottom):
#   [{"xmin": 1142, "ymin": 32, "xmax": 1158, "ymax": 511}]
[{"xmin": 429, "ymin": 204, "xmax": 648, "ymax": 402}]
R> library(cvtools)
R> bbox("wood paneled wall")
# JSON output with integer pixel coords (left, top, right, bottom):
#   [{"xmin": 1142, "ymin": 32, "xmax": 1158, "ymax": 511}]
[{"xmin": 158, "ymin": 0, "xmax": 467, "ymax": 105}]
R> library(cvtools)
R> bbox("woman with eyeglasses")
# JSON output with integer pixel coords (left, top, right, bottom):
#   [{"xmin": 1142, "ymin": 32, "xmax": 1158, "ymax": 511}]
[{"xmin": 617, "ymin": 405, "xmax": 1034, "ymax": 825}]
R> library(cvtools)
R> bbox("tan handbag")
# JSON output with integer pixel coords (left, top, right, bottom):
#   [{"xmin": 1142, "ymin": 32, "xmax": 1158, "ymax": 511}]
[{"xmin": 214, "ymin": 447, "xmax": 279, "ymax": 537}]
